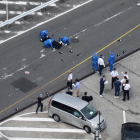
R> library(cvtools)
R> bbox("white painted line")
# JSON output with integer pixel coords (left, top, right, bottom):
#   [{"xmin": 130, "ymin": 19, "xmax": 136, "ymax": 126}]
[
  {"xmin": 0, "ymin": 1, "xmax": 44, "ymax": 5},
  {"xmin": 0, "ymin": 127, "xmax": 86, "ymax": 133},
  {"xmin": 10, "ymin": 117, "xmax": 55, "ymax": 122},
  {"xmin": 0, "ymin": 0, "xmax": 93, "ymax": 45},
  {"xmin": 137, "ymin": 3, "xmax": 140, "ymax": 5},
  {"xmin": 94, "ymin": 7, "xmax": 132, "ymax": 26},
  {"xmin": 8, "ymin": 138, "xmax": 93, "ymax": 140},
  {"xmin": 123, "ymin": 110, "xmax": 126, "ymax": 123}
]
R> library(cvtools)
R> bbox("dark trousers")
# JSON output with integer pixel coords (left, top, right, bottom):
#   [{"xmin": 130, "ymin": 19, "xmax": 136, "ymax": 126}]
[
  {"xmin": 123, "ymin": 90, "xmax": 129, "ymax": 100},
  {"xmin": 112, "ymin": 77, "xmax": 117, "ymax": 89},
  {"xmin": 122, "ymin": 84, "xmax": 124, "ymax": 91},
  {"xmin": 99, "ymin": 65, "xmax": 104, "ymax": 76},
  {"xmin": 115, "ymin": 87, "xmax": 120, "ymax": 96},
  {"xmin": 67, "ymin": 80, "xmax": 72, "ymax": 90},
  {"xmin": 100, "ymin": 86, "xmax": 104, "ymax": 95},
  {"xmin": 36, "ymin": 103, "xmax": 43, "ymax": 112}
]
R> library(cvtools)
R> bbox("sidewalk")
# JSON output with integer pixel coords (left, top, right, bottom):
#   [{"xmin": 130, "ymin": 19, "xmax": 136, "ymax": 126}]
[{"xmin": 0, "ymin": 50, "xmax": 140, "ymax": 140}]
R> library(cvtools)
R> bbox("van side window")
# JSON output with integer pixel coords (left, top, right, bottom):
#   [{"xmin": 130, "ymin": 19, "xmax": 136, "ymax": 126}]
[
  {"xmin": 72, "ymin": 109, "xmax": 82, "ymax": 118},
  {"xmin": 61, "ymin": 104, "xmax": 72, "ymax": 114},
  {"xmin": 52, "ymin": 101, "xmax": 61, "ymax": 109}
]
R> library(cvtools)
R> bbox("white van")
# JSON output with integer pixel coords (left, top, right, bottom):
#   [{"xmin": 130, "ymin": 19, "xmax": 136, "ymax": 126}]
[{"xmin": 48, "ymin": 93, "xmax": 106, "ymax": 133}]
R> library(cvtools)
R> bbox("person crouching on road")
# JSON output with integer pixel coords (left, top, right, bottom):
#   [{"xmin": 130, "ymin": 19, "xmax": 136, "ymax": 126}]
[
  {"xmin": 92, "ymin": 52, "xmax": 99, "ymax": 72},
  {"xmin": 43, "ymin": 38, "xmax": 55, "ymax": 51},
  {"xmin": 40, "ymin": 30, "xmax": 48, "ymax": 42},
  {"xmin": 59, "ymin": 37, "xmax": 70, "ymax": 46}
]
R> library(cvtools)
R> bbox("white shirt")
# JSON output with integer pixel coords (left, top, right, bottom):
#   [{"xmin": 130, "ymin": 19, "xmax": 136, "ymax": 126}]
[
  {"xmin": 121, "ymin": 72, "xmax": 129, "ymax": 79},
  {"xmin": 110, "ymin": 71, "xmax": 118, "ymax": 77},
  {"xmin": 124, "ymin": 84, "xmax": 131, "ymax": 90},
  {"xmin": 98, "ymin": 58, "xmax": 105, "ymax": 67},
  {"xmin": 68, "ymin": 73, "xmax": 73, "ymax": 81}
]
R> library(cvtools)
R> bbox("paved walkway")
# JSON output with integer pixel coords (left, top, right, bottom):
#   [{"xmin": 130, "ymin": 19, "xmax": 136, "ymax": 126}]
[{"xmin": 0, "ymin": 50, "xmax": 140, "ymax": 140}]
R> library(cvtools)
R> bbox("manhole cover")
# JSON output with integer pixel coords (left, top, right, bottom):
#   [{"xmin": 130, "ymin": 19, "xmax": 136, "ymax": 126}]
[{"xmin": 71, "ymin": 38, "xmax": 79, "ymax": 43}]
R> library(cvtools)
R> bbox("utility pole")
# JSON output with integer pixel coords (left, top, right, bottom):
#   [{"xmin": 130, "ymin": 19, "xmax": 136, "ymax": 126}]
[{"xmin": 6, "ymin": 0, "xmax": 8, "ymax": 20}]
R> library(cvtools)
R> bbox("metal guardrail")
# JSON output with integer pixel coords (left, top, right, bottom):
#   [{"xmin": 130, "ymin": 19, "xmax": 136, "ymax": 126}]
[{"xmin": 0, "ymin": 0, "xmax": 59, "ymax": 28}]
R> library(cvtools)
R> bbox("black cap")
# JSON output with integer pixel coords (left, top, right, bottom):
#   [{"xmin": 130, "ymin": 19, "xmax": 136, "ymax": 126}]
[
  {"xmin": 103, "ymin": 75, "xmax": 105, "ymax": 77},
  {"xmin": 100, "ymin": 54, "xmax": 103, "ymax": 58}
]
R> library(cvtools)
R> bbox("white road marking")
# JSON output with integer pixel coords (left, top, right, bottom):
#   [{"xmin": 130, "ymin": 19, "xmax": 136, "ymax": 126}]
[
  {"xmin": 137, "ymin": 3, "xmax": 140, "ymax": 5},
  {"xmin": 9, "ymin": 138, "xmax": 93, "ymax": 140},
  {"xmin": 10, "ymin": 117, "xmax": 55, "ymax": 122},
  {"xmin": 0, "ymin": 1, "xmax": 44, "ymax": 5},
  {"xmin": 94, "ymin": 7, "xmax": 132, "ymax": 26},
  {"xmin": 0, "ymin": 127, "xmax": 86, "ymax": 133},
  {"xmin": 0, "ymin": 0, "xmax": 93, "ymax": 45},
  {"xmin": 0, "ymin": 10, "xmax": 43, "ymax": 15}
]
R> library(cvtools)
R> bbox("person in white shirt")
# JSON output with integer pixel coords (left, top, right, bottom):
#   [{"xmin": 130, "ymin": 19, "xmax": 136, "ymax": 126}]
[
  {"xmin": 121, "ymin": 71, "xmax": 129, "ymax": 80},
  {"xmin": 98, "ymin": 54, "xmax": 105, "ymax": 76},
  {"xmin": 121, "ymin": 76, "xmax": 127, "ymax": 92},
  {"xmin": 67, "ymin": 71, "xmax": 73, "ymax": 90},
  {"xmin": 110, "ymin": 68, "xmax": 118, "ymax": 89},
  {"xmin": 122, "ymin": 80, "xmax": 131, "ymax": 101}
]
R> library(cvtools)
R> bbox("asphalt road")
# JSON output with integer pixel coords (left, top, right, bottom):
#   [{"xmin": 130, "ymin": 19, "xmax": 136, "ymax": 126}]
[{"xmin": 0, "ymin": 0, "xmax": 140, "ymax": 120}]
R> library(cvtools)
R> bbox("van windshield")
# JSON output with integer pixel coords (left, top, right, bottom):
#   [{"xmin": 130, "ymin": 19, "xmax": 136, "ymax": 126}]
[{"xmin": 80, "ymin": 104, "xmax": 97, "ymax": 120}]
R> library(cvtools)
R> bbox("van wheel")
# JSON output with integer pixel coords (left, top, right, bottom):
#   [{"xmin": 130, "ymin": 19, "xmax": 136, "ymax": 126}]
[
  {"xmin": 84, "ymin": 126, "xmax": 91, "ymax": 133},
  {"xmin": 53, "ymin": 114, "xmax": 60, "ymax": 122}
]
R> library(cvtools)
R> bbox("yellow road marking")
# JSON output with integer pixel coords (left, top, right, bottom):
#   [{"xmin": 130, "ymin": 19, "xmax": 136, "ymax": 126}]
[{"xmin": 0, "ymin": 23, "xmax": 140, "ymax": 114}]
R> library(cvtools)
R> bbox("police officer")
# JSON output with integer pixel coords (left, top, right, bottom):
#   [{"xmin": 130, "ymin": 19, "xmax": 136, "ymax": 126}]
[
  {"xmin": 43, "ymin": 39, "xmax": 55, "ymax": 51},
  {"xmin": 40, "ymin": 30, "xmax": 48, "ymax": 42},
  {"xmin": 92, "ymin": 52, "xmax": 99, "ymax": 72},
  {"xmin": 114, "ymin": 78, "xmax": 121, "ymax": 98},
  {"xmin": 59, "ymin": 37, "xmax": 70, "ymax": 46},
  {"xmin": 107, "ymin": 51, "xmax": 115, "ymax": 71}
]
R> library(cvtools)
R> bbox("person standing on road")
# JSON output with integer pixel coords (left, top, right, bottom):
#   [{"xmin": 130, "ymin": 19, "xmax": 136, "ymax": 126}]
[
  {"xmin": 59, "ymin": 37, "xmax": 70, "ymax": 46},
  {"xmin": 114, "ymin": 78, "xmax": 121, "ymax": 98},
  {"xmin": 67, "ymin": 71, "xmax": 73, "ymax": 90},
  {"xmin": 98, "ymin": 54, "xmax": 105, "ymax": 76},
  {"xmin": 110, "ymin": 68, "xmax": 118, "ymax": 89},
  {"xmin": 100, "ymin": 75, "xmax": 106, "ymax": 97},
  {"xmin": 121, "ymin": 71, "xmax": 129, "ymax": 80},
  {"xmin": 43, "ymin": 38, "xmax": 55, "ymax": 51},
  {"xmin": 121, "ymin": 76, "xmax": 127, "ymax": 92},
  {"xmin": 92, "ymin": 52, "xmax": 99, "ymax": 72},
  {"xmin": 107, "ymin": 51, "xmax": 115, "ymax": 71},
  {"xmin": 122, "ymin": 80, "xmax": 131, "ymax": 101},
  {"xmin": 36, "ymin": 94, "xmax": 43, "ymax": 114},
  {"xmin": 73, "ymin": 79, "xmax": 80, "ymax": 97}
]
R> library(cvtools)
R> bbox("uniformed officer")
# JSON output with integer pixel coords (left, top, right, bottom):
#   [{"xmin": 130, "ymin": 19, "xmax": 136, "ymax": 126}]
[
  {"xmin": 107, "ymin": 51, "xmax": 115, "ymax": 71},
  {"xmin": 43, "ymin": 39, "xmax": 55, "ymax": 51},
  {"xmin": 59, "ymin": 37, "xmax": 70, "ymax": 46},
  {"xmin": 40, "ymin": 30, "xmax": 48, "ymax": 42},
  {"xmin": 114, "ymin": 78, "xmax": 121, "ymax": 98},
  {"xmin": 92, "ymin": 52, "xmax": 99, "ymax": 72}
]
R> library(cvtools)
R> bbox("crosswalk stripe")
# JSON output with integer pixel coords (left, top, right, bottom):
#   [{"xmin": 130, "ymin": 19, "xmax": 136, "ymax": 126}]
[
  {"xmin": 10, "ymin": 117, "xmax": 55, "ymax": 122},
  {"xmin": 9, "ymin": 138, "xmax": 93, "ymax": 140},
  {"xmin": 0, "ymin": 127, "xmax": 86, "ymax": 133}
]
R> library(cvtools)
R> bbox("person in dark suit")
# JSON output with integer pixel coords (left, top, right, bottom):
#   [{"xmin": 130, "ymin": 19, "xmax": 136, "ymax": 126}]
[
  {"xmin": 114, "ymin": 78, "xmax": 121, "ymax": 98},
  {"xmin": 100, "ymin": 75, "xmax": 106, "ymax": 97},
  {"xmin": 82, "ymin": 92, "xmax": 93, "ymax": 102}
]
